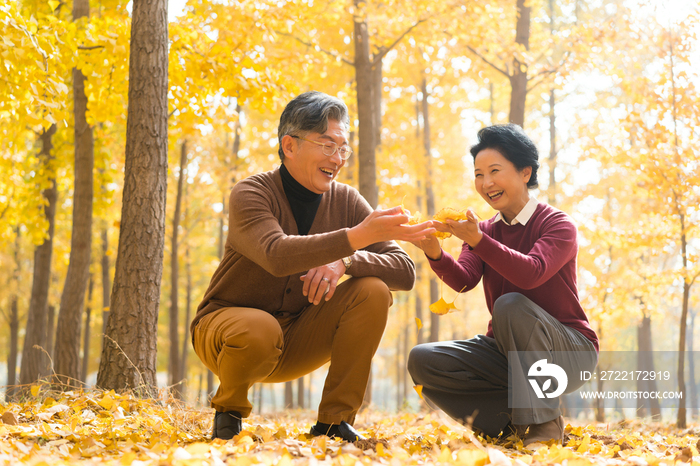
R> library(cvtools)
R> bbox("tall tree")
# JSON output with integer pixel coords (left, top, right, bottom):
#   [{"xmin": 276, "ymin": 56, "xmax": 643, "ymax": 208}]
[
  {"xmin": 54, "ymin": 0, "xmax": 95, "ymax": 386},
  {"xmin": 20, "ymin": 124, "xmax": 58, "ymax": 387},
  {"xmin": 169, "ymin": 140, "xmax": 188, "ymax": 397},
  {"xmin": 96, "ymin": 0, "xmax": 169, "ymax": 393}
]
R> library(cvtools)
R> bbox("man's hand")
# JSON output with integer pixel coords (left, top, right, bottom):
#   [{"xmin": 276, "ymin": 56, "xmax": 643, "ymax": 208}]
[
  {"xmin": 433, "ymin": 208, "xmax": 483, "ymax": 248},
  {"xmin": 347, "ymin": 206, "xmax": 435, "ymax": 250},
  {"xmin": 301, "ymin": 259, "xmax": 346, "ymax": 305}
]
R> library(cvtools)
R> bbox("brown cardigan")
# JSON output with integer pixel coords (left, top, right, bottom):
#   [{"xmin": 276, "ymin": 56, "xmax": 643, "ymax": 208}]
[{"xmin": 191, "ymin": 167, "xmax": 415, "ymax": 334}]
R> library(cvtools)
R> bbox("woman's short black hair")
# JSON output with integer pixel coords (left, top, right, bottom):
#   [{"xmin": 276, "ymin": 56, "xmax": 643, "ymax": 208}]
[{"xmin": 469, "ymin": 124, "xmax": 540, "ymax": 189}]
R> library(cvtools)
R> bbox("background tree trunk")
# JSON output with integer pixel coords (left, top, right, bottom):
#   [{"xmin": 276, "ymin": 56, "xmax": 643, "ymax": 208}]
[
  {"xmin": 637, "ymin": 314, "xmax": 661, "ymax": 418},
  {"xmin": 169, "ymin": 140, "xmax": 187, "ymax": 398},
  {"xmin": 509, "ymin": 0, "xmax": 530, "ymax": 127},
  {"xmin": 297, "ymin": 377, "xmax": 305, "ymax": 409},
  {"xmin": 421, "ymin": 79, "xmax": 439, "ymax": 342},
  {"xmin": 354, "ymin": 1, "xmax": 378, "ymax": 208},
  {"xmin": 96, "ymin": 0, "xmax": 169, "ymax": 394},
  {"xmin": 20, "ymin": 124, "xmax": 57, "ymax": 387},
  {"xmin": 6, "ymin": 231, "xmax": 21, "ymax": 398},
  {"xmin": 82, "ymin": 276, "xmax": 93, "ymax": 384},
  {"xmin": 688, "ymin": 310, "xmax": 697, "ymax": 420},
  {"xmin": 548, "ymin": 89, "xmax": 557, "ymax": 205},
  {"xmin": 101, "ymin": 226, "xmax": 111, "ymax": 336},
  {"xmin": 54, "ymin": 0, "xmax": 95, "ymax": 387},
  {"xmin": 285, "ymin": 381, "xmax": 294, "ymax": 408}
]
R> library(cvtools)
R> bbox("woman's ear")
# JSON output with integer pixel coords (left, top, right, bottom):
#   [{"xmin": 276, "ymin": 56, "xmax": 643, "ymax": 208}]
[{"xmin": 521, "ymin": 166, "xmax": 533, "ymax": 184}]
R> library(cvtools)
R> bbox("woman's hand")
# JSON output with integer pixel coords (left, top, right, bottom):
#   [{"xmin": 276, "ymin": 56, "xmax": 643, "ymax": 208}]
[
  {"xmin": 433, "ymin": 209, "xmax": 483, "ymax": 248},
  {"xmin": 301, "ymin": 259, "xmax": 346, "ymax": 305},
  {"xmin": 409, "ymin": 235, "xmax": 442, "ymax": 261}
]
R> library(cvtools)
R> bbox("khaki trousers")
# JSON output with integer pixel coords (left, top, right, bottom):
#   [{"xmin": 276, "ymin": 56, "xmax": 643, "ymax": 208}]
[{"xmin": 192, "ymin": 276, "xmax": 392, "ymax": 425}]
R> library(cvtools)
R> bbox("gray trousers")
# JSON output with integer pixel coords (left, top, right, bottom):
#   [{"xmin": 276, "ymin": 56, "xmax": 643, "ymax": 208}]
[{"xmin": 407, "ymin": 292, "xmax": 597, "ymax": 437}]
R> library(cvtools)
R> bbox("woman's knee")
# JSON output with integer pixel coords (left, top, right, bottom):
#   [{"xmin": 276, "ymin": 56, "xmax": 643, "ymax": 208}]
[
  {"xmin": 407, "ymin": 344, "xmax": 434, "ymax": 383},
  {"xmin": 492, "ymin": 292, "xmax": 530, "ymax": 327}
]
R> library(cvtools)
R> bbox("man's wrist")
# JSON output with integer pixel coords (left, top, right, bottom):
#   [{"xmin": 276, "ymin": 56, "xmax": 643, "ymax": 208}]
[{"xmin": 342, "ymin": 256, "xmax": 352, "ymax": 273}]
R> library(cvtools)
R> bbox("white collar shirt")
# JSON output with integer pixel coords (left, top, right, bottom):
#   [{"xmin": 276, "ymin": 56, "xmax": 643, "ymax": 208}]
[{"xmin": 494, "ymin": 196, "xmax": 539, "ymax": 226}]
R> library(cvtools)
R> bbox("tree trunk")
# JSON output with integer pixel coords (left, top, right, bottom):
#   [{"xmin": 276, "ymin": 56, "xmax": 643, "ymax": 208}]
[
  {"xmin": 688, "ymin": 310, "xmax": 697, "ymax": 420},
  {"xmin": 297, "ymin": 377, "xmax": 304, "ymax": 409},
  {"xmin": 169, "ymin": 140, "xmax": 187, "ymax": 397},
  {"xmin": 285, "ymin": 381, "xmax": 294, "ymax": 408},
  {"xmin": 46, "ymin": 305, "xmax": 56, "ymax": 361},
  {"xmin": 594, "ymin": 322, "xmax": 604, "ymax": 422},
  {"xmin": 354, "ymin": 1, "xmax": 378, "ymax": 208},
  {"xmin": 179, "ymin": 244, "xmax": 192, "ymax": 395},
  {"xmin": 82, "ymin": 276, "xmax": 93, "ymax": 384},
  {"xmin": 6, "ymin": 231, "xmax": 21, "ymax": 398},
  {"xmin": 101, "ymin": 226, "xmax": 110, "ymax": 335},
  {"xmin": 548, "ymin": 89, "xmax": 557, "ymax": 205},
  {"xmin": 20, "ymin": 124, "xmax": 57, "ymax": 387},
  {"xmin": 509, "ymin": 0, "xmax": 530, "ymax": 127},
  {"xmin": 677, "ymin": 220, "xmax": 690, "ymax": 428},
  {"xmin": 96, "ymin": 0, "xmax": 169, "ymax": 394},
  {"xmin": 637, "ymin": 314, "xmax": 661, "ymax": 418},
  {"xmin": 421, "ymin": 79, "xmax": 439, "ymax": 343},
  {"xmin": 54, "ymin": 0, "xmax": 95, "ymax": 387}
]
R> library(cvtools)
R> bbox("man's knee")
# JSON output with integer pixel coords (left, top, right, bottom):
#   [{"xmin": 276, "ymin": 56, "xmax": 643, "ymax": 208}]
[
  {"xmin": 350, "ymin": 276, "xmax": 392, "ymax": 323},
  {"xmin": 223, "ymin": 311, "xmax": 283, "ymax": 354}
]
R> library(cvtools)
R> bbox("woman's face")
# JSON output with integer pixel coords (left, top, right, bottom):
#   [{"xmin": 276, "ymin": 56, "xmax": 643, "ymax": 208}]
[{"xmin": 474, "ymin": 148, "xmax": 532, "ymax": 223}]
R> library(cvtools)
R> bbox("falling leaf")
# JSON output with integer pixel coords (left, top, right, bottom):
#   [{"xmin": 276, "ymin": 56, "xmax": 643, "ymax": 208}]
[
  {"xmin": 415, "ymin": 317, "xmax": 423, "ymax": 330},
  {"xmin": 414, "ymin": 385, "xmax": 424, "ymax": 400},
  {"xmin": 429, "ymin": 297, "xmax": 458, "ymax": 315}
]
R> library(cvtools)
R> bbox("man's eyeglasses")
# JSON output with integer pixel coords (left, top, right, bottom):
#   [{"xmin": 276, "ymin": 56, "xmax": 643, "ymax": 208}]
[{"xmin": 291, "ymin": 135, "xmax": 353, "ymax": 160}]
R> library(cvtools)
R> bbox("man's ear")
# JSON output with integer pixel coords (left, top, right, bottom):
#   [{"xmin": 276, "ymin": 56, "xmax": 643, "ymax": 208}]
[{"xmin": 281, "ymin": 135, "xmax": 297, "ymax": 161}]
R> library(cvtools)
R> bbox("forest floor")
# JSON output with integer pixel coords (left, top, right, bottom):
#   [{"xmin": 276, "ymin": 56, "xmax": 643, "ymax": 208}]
[{"xmin": 0, "ymin": 388, "xmax": 699, "ymax": 465}]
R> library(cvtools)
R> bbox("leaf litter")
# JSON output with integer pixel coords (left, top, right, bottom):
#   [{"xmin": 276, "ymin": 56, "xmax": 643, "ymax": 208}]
[{"xmin": 1, "ymin": 387, "xmax": 700, "ymax": 465}]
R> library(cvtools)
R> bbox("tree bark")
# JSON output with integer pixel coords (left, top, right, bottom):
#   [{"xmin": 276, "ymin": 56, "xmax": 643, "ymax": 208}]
[
  {"xmin": 54, "ymin": 0, "xmax": 95, "ymax": 387},
  {"xmin": 20, "ymin": 124, "xmax": 57, "ymax": 387},
  {"xmin": 82, "ymin": 276, "xmax": 93, "ymax": 384},
  {"xmin": 509, "ymin": 0, "xmax": 530, "ymax": 127},
  {"xmin": 169, "ymin": 140, "xmax": 187, "ymax": 397},
  {"xmin": 96, "ymin": 0, "xmax": 168, "ymax": 394},
  {"xmin": 354, "ymin": 1, "xmax": 378, "ymax": 208}
]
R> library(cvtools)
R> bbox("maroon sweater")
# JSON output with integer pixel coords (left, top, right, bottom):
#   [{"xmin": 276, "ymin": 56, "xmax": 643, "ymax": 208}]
[{"xmin": 428, "ymin": 202, "xmax": 599, "ymax": 351}]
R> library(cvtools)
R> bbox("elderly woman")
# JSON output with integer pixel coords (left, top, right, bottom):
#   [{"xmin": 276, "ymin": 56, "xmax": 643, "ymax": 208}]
[{"xmin": 408, "ymin": 124, "xmax": 598, "ymax": 445}]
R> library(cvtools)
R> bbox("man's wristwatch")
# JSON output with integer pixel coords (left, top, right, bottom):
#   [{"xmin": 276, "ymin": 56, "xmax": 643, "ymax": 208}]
[{"xmin": 342, "ymin": 256, "xmax": 352, "ymax": 272}]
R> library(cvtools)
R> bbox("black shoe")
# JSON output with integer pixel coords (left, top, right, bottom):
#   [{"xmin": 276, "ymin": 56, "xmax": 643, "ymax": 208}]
[
  {"xmin": 309, "ymin": 421, "xmax": 366, "ymax": 442},
  {"xmin": 211, "ymin": 411, "xmax": 242, "ymax": 440}
]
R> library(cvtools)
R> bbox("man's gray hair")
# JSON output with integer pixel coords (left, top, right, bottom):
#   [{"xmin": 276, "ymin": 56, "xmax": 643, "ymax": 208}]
[{"xmin": 277, "ymin": 91, "xmax": 349, "ymax": 162}]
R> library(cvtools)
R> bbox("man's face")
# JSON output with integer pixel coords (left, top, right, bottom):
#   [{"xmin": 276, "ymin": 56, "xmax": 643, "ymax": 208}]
[{"xmin": 281, "ymin": 120, "xmax": 349, "ymax": 194}]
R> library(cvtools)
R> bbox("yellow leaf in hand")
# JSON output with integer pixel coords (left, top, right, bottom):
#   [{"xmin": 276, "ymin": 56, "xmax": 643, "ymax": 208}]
[
  {"xmin": 430, "ymin": 298, "xmax": 457, "ymax": 315},
  {"xmin": 433, "ymin": 207, "xmax": 468, "ymax": 223}
]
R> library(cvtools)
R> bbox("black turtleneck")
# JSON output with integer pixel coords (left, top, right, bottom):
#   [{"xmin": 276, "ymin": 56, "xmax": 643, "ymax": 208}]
[{"xmin": 280, "ymin": 164, "xmax": 323, "ymax": 236}]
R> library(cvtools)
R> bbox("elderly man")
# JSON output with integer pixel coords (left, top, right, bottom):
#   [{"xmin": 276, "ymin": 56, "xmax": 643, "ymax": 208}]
[{"xmin": 191, "ymin": 91, "xmax": 434, "ymax": 441}]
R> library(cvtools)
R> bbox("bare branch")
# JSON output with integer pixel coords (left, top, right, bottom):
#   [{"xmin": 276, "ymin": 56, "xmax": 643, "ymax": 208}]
[
  {"xmin": 465, "ymin": 45, "xmax": 510, "ymax": 78},
  {"xmin": 78, "ymin": 45, "xmax": 105, "ymax": 51},
  {"xmin": 372, "ymin": 17, "xmax": 428, "ymax": 65},
  {"xmin": 274, "ymin": 30, "xmax": 354, "ymax": 66}
]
